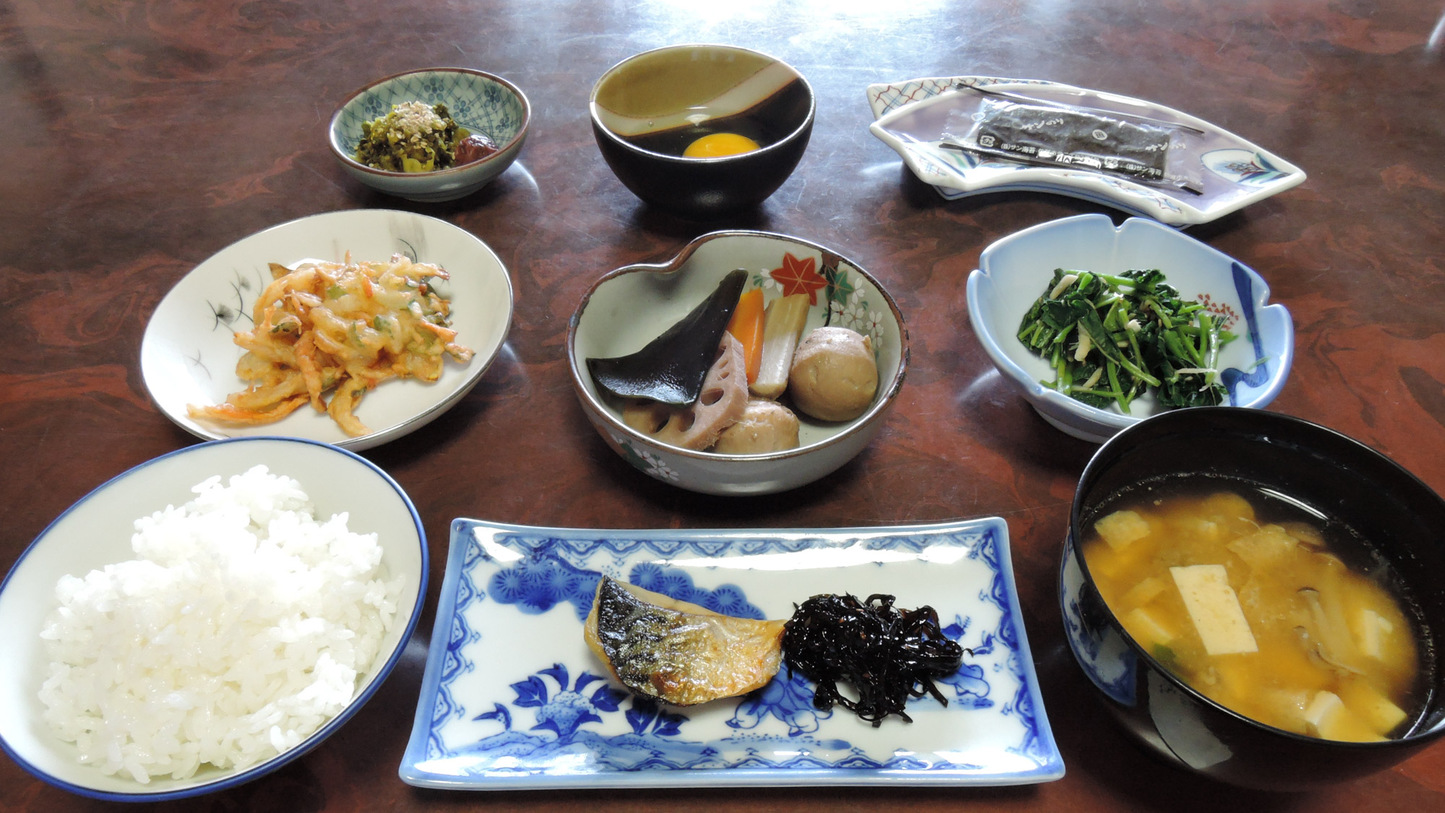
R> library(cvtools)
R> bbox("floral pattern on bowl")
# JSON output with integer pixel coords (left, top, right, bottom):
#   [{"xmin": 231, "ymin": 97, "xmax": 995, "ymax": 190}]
[
  {"xmin": 1059, "ymin": 532, "xmax": 1136, "ymax": 706},
  {"xmin": 866, "ymin": 76, "xmax": 1306, "ymax": 226},
  {"xmin": 399, "ymin": 517, "xmax": 1063, "ymax": 789}
]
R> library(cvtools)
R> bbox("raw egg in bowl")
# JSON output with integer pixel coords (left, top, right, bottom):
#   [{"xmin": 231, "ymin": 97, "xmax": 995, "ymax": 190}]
[{"xmin": 589, "ymin": 44, "xmax": 815, "ymax": 218}]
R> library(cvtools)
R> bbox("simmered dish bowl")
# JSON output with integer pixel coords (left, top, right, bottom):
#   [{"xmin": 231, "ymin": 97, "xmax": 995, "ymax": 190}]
[
  {"xmin": 589, "ymin": 44, "xmax": 815, "ymax": 218},
  {"xmin": 1060, "ymin": 408, "xmax": 1445, "ymax": 791},
  {"xmin": 567, "ymin": 230, "xmax": 907, "ymax": 495},
  {"xmin": 968, "ymin": 214, "xmax": 1293, "ymax": 443},
  {"xmin": 0, "ymin": 437, "xmax": 426, "ymax": 801}
]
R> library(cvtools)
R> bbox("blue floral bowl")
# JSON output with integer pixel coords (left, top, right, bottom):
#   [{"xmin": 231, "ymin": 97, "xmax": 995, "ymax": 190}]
[
  {"xmin": 328, "ymin": 68, "xmax": 530, "ymax": 202},
  {"xmin": 967, "ymin": 214, "xmax": 1293, "ymax": 443}
]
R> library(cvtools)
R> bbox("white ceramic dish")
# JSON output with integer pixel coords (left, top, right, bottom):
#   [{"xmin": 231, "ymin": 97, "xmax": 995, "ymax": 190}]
[
  {"xmin": 867, "ymin": 76, "xmax": 1306, "ymax": 227},
  {"xmin": 0, "ymin": 437, "xmax": 427, "ymax": 801},
  {"xmin": 400, "ymin": 517, "xmax": 1063, "ymax": 789},
  {"xmin": 141, "ymin": 209, "xmax": 513, "ymax": 451},
  {"xmin": 328, "ymin": 68, "xmax": 530, "ymax": 202},
  {"xmin": 967, "ymin": 214, "xmax": 1294, "ymax": 443},
  {"xmin": 567, "ymin": 230, "xmax": 908, "ymax": 496}
]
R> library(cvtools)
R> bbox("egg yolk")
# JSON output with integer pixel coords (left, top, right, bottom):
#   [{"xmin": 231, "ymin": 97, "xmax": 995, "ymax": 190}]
[{"xmin": 683, "ymin": 132, "xmax": 761, "ymax": 158}]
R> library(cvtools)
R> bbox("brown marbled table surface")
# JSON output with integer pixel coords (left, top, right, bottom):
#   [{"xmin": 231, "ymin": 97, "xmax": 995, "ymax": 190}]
[{"xmin": 4, "ymin": 0, "xmax": 1444, "ymax": 810}]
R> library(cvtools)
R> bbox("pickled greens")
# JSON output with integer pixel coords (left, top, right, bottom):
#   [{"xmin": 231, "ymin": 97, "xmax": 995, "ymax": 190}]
[
  {"xmin": 1016, "ymin": 268, "xmax": 1237, "ymax": 412},
  {"xmin": 354, "ymin": 101, "xmax": 470, "ymax": 173}
]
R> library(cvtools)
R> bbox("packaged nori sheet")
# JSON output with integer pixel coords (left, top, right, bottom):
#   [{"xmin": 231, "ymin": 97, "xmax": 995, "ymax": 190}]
[{"xmin": 969, "ymin": 100, "xmax": 1171, "ymax": 183}]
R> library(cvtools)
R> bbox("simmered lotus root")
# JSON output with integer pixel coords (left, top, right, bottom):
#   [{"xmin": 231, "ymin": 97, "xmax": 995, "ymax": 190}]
[
  {"xmin": 712, "ymin": 398, "xmax": 800, "ymax": 454},
  {"xmin": 622, "ymin": 333, "xmax": 749, "ymax": 450},
  {"xmin": 788, "ymin": 326, "xmax": 879, "ymax": 422}
]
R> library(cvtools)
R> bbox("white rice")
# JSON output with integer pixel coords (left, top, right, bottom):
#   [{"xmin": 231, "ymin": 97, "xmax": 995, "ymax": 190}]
[{"xmin": 37, "ymin": 465, "xmax": 402, "ymax": 784}]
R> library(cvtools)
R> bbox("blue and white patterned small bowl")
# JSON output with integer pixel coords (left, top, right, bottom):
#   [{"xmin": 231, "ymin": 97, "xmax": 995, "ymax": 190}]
[
  {"xmin": 967, "ymin": 214, "xmax": 1293, "ymax": 443},
  {"xmin": 328, "ymin": 68, "xmax": 530, "ymax": 202}
]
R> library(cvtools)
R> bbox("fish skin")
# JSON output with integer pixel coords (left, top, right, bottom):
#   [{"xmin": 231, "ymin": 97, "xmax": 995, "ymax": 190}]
[{"xmin": 584, "ymin": 576, "xmax": 786, "ymax": 706}]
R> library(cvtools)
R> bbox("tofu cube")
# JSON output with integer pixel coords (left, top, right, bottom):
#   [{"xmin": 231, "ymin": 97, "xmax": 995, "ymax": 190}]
[
  {"xmin": 1123, "ymin": 606, "xmax": 1175, "ymax": 647},
  {"xmin": 1170, "ymin": 564, "xmax": 1258, "ymax": 655},
  {"xmin": 1095, "ymin": 509, "xmax": 1150, "ymax": 551},
  {"xmin": 1357, "ymin": 608, "xmax": 1382, "ymax": 659},
  {"xmin": 1304, "ymin": 690, "xmax": 1386, "ymax": 742},
  {"xmin": 1338, "ymin": 678, "xmax": 1409, "ymax": 734},
  {"xmin": 1121, "ymin": 575, "xmax": 1168, "ymax": 609}
]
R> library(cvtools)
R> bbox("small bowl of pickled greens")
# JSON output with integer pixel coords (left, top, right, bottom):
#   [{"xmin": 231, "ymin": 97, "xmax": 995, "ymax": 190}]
[
  {"xmin": 328, "ymin": 68, "xmax": 530, "ymax": 203},
  {"xmin": 567, "ymin": 230, "xmax": 907, "ymax": 496},
  {"xmin": 967, "ymin": 214, "xmax": 1293, "ymax": 443}
]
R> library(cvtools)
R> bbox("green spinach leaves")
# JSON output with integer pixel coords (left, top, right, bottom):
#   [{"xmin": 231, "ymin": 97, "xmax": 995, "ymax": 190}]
[{"xmin": 1017, "ymin": 268, "xmax": 1235, "ymax": 413}]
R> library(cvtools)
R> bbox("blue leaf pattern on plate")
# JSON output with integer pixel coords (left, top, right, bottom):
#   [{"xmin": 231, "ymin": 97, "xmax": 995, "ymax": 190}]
[{"xmin": 401, "ymin": 519, "xmax": 1065, "ymax": 788}]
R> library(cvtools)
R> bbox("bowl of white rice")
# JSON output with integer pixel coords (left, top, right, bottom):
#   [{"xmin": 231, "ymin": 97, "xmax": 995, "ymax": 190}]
[{"xmin": 0, "ymin": 436, "xmax": 427, "ymax": 801}]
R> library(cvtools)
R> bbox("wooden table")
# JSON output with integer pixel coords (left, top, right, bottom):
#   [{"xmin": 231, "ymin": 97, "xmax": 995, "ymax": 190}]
[{"xmin": 4, "ymin": 0, "xmax": 1444, "ymax": 810}]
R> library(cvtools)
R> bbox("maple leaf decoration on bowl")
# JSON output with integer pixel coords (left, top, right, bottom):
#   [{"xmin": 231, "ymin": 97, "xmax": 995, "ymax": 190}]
[
  {"xmin": 763, "ymin": 251, "xmax": 875, "ymax": 338},
  {"xmin": 770, "ymin": 252, "xmax": 828, "ymax": 302}
]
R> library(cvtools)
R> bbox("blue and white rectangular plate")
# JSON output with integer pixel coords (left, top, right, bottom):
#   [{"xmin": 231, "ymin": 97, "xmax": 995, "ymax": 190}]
[{"xmin": 399, "ymin": 517, "xmax": 1064, "ymax": 789}]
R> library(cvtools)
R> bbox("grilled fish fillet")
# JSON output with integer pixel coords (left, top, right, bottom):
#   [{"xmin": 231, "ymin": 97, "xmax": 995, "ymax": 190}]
[{"xmin": 583, "ymin": 576, "xmax": 786, "ymax": 706}]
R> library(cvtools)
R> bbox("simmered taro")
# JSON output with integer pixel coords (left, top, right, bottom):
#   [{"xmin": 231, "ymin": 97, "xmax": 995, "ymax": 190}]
[
  {"xmin": 587, "ymin": 269, "xmax": 747, "ymax": 406},
  {"xmin": 787, "ymin": 326, "xmax": 878, "ymax": 422},
  {"xmin": 712, "ymin": 397, "xmax": 800, "ymax": 454}
]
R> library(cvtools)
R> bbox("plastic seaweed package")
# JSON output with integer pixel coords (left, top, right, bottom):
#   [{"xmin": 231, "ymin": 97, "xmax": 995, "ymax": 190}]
[{"xmin": 941, "ymin": 85, "xmax": 1205, "ymax": 194}]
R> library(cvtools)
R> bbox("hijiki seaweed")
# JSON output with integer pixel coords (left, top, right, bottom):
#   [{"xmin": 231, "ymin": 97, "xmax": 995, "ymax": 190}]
[{"xmin": 782, "ymin": 593, "xmax": 966, "ymax": 726}]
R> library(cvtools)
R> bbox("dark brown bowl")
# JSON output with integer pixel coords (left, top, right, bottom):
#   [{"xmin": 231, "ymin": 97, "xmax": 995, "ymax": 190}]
[
  {"xmin": 1060, "ymin": 407, "xmax": 1445, "ymax": 791},
  {"xmin": 588, "ymin": 44, "xmax": 814, "ymax": 218}
]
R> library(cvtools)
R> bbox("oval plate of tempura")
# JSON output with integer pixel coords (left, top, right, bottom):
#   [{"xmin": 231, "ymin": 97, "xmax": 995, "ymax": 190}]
[{"xmin": 140, "ymin": 210, "xmax": 514, "ymax": 451}]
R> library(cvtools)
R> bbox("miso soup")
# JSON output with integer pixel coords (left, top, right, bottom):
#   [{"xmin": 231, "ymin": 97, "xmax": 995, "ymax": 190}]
[{"xmin": 1082, "ymin": 479, "xmax": 1427, "ymax": 742}]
